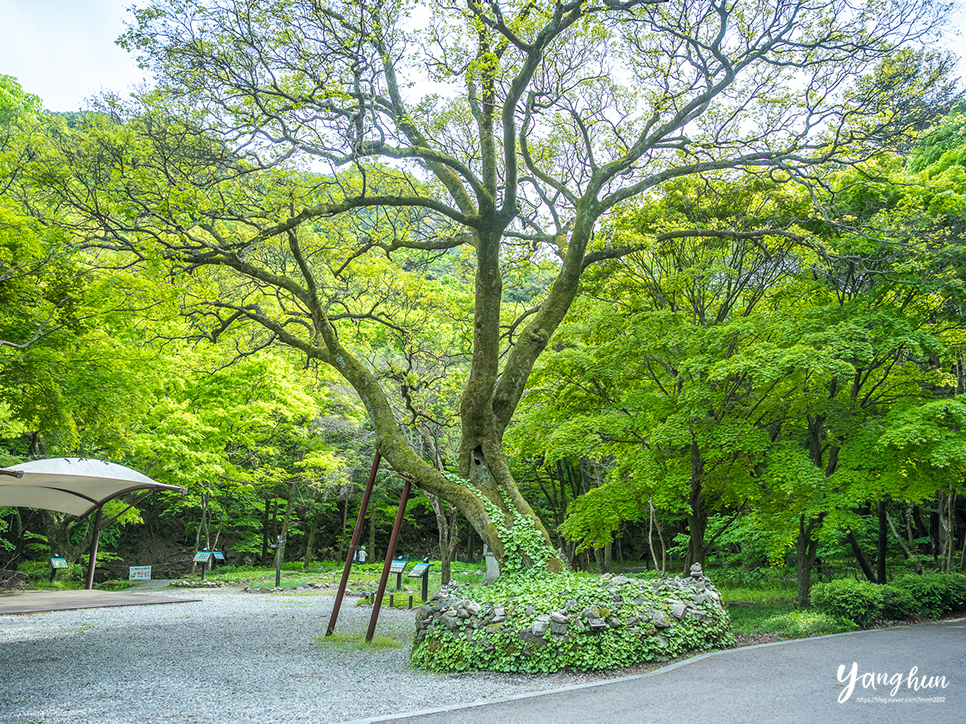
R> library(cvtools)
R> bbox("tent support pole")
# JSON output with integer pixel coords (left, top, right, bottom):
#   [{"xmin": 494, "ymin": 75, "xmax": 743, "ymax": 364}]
[
  {"xmin": 326, "ymin": 452, "xmax": 380, "ymax": 637},
  {"xmin": 85, "ymin": 507, "xmax": 103, "ymax": 590}
]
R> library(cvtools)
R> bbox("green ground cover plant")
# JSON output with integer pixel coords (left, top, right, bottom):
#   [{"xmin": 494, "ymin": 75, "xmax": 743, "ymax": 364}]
[{"xmin": 410, "ymin": 568, "xmax": 734, "ymax": 673}]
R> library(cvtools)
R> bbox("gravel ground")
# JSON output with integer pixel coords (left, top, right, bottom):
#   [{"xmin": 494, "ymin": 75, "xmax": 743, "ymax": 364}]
[{"xmin": 0, "ymin": 583, "xmax": 619, "ymax": 724}]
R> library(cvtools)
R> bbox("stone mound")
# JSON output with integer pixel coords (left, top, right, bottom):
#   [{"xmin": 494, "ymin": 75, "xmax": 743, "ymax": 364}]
[{"xmin": 411, "ymin": 563, "xmax": 735, "ymax": 673}]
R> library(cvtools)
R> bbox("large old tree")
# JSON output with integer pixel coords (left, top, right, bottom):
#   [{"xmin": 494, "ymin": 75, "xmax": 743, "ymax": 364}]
[{"xmin": 28, "ymin": 0, "xmax": 958, "ymax": 570}]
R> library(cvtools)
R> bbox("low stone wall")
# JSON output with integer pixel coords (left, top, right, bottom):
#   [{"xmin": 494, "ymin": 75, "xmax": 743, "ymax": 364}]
[{"xmin": 410, "ymin": 564, "xmax": 735, "ymax": 673}]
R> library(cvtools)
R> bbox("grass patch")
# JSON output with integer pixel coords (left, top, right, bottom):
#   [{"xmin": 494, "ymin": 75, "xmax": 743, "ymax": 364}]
[
  {"xmin": 204, "ymin": 560, "xmax": 485, "ymax": 593},
  {"xmin": 726, "ymin": 600, "xmax": 793, "ymax": 633},
  {"xmin": 718, "ymin": 581, "xmax": 858, "ymax": 641},
  {"xmin": 758, "ymin": 609, "xmax": 856, "ymax": 638},
  {"xmin": 718, "ymin": 583, "xmax": 796, "ymax": 605},
  {"xmin": 313, "ymin": 632, "xmax": 405, "ymax": 650},
  {"xmin": 371, "ymin": 593, "xmax": 424, "ymax": 609},
  {"xmin": 727, "ymin": 601, "xmax": 856, "ymax": 639}
]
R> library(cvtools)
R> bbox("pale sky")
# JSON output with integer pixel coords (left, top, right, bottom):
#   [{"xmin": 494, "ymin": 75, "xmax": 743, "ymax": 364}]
[{"xmin": 0, "ymin": 0, "xmax": 964, "ymax": 112}]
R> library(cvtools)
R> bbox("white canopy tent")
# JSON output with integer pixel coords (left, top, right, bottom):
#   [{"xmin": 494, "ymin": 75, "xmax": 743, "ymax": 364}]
[{"xmin": 0, "ymin": 458, "xmax": 186, "ymax": 588}]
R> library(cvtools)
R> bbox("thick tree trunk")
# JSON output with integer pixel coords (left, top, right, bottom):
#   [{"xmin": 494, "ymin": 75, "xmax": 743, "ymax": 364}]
[
  {"xmin": 303, "ymin": 510, "xmax": 317, "ymax": 570},
  {"xmin": 796, "ymin": 514, "xmax": 823, "ymax": 608},
  {"xmin": 290, "ymin": 220, "xmax": 566, "ymax": 574},
  {"xmin": 593, "ymin": 546, "xmax": 605, "ymax": 573},
  {"xmin": 845, "ymin": 529, "xmax": 877, "ymax": 583},
  {"xmin": 41, "ymin": 510, "xmax": 88, "ymax": 564}
]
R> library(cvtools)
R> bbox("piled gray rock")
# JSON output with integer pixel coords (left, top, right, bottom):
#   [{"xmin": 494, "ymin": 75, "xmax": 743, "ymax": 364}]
[
  {"xmin": 170, "ymin": 579, "xmax": 227, "ymax": 588},
  {"xmin": 412, "ymin": 564, "xmax": 734, "ymax": 673}
]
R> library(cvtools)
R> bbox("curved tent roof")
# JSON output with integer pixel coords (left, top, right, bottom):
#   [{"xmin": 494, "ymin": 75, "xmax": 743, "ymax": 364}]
[{"xmin": 0, "ymin": 457, "xmax": 185, "ymax": 518}]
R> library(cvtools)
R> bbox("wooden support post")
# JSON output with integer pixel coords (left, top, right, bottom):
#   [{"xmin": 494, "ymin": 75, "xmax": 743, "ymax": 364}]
[
  {"xmin": 366, "ymin": 479, "xmax": 411, "ymax": 643},
  {"xmin": 326, "ymin": 453, "xmax": 380, "ymax": 637}
]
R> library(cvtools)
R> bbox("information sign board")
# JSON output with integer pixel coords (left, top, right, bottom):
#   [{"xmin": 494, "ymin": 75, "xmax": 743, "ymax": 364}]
[
  {"xmin": 212, "ymin": 551, "xmax": 226, "ymax": 561},
  {"xmin": 49, "ymin": 557, "xmax": 68, "ymax": 569},
  {"xmin": 408, "ymin": 562, "xmax": 430, "ymax": 578},
  {"xmin": 389, "ymin": 560, "xmax": 408, "ymax": 574},
  {"xmin": 129, "ymin": 566, "xmax": 152, "ymax": 581},
  {"xmin": 193, "ymin": 551, "xmax": 212, "ymax": 562}
]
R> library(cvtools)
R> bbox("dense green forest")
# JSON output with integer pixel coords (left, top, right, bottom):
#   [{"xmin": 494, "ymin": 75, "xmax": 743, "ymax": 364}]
[{"xmin": 3, "ymin": 0, "xmax": 966, "ymax": 608}]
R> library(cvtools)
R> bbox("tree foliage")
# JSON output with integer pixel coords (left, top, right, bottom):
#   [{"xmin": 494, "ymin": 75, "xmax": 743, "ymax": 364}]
[{"xmin": 7, "ymin": 0, "xmax": 964, "ymax": 573}]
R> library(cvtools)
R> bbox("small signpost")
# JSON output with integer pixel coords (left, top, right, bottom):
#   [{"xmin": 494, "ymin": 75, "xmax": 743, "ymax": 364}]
[
  {"xmin": 389, "ymin": 558, "xmax": 408, "ymax": 591},
  {"xmin": 194, "ymin": 550, "xmax": 212, "ymax": 581},
  {"xmin": 268, "ymin": 536, "xmax": 285, "ymax": 587},
  {"xmin": 129, "ymin": 566, "xmax": 152, "ymax": 581},
  {"xmin": 408, "ymin": 560, "xmax": 432, "ymax": 602},
  {"xmin": 49, "ymin": 557, "xmax": 68, "ymax": 583},
  {"xmin": 588, "ymin": 617, "xmax": 607, "ymax": 653}
]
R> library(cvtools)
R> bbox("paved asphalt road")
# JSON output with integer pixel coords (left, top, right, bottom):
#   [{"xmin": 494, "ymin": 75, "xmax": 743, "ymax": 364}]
[{"xmin": 374, "ymin": 620, "xmax": 965, "ymax": 724}]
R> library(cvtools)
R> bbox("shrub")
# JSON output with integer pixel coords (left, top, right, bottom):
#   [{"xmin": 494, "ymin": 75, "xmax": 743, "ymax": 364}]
[
  {"xmin": 894, "ymin": 573, "xmax": 966, "ymax": 618},
  {"xmin": 894, "ymin": 574, "xmax": 947, "ymax": 619},
  {"xmin": 17, "ymin": 559, "xmax": 84, "ymax": 583},
  {"xmin": 941, "ymin": 574, "xmax": 966, "ymax": 610},
  {"xmin": 879, "ymin": 585, "xmax": 915, "ymax": 620},
  {"xmin": 811, "ymin": 579, "xmax": 882, "ymax": 627}
]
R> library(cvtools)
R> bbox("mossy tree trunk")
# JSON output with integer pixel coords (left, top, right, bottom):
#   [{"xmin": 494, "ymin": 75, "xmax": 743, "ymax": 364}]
[{"xmin": 41, "ymin": 510, "xmax": 89, "ymax": 565}]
